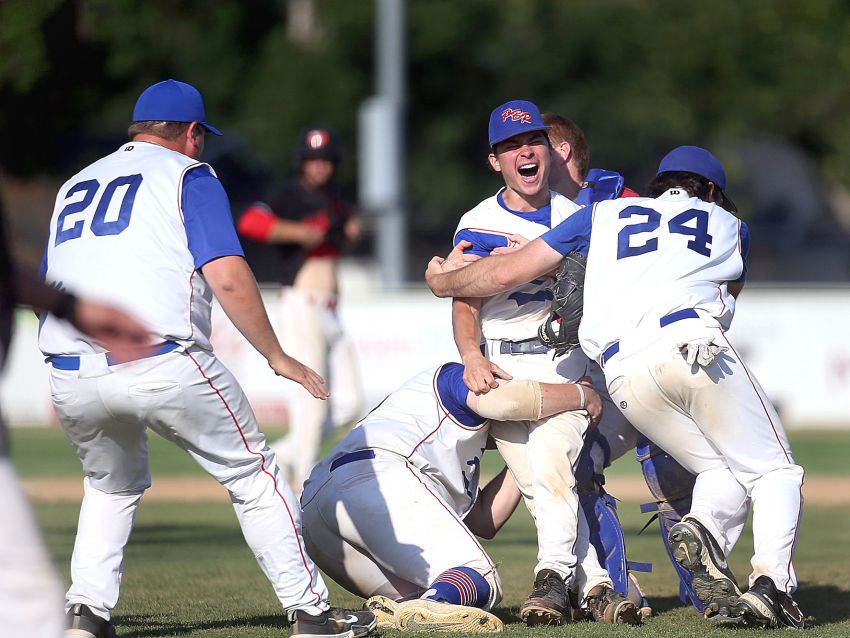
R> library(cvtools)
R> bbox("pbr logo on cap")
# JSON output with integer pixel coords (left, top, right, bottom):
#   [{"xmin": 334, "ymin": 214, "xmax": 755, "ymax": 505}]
[{"xmin": 488, "ymin": 99, "xmax": 549, "ymax": 148}]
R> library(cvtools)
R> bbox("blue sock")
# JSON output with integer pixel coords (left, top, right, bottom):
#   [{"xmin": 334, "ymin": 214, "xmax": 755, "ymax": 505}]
[{"xmin": 423, "ymin": 566, "xmax": 491, "ymax": 608}]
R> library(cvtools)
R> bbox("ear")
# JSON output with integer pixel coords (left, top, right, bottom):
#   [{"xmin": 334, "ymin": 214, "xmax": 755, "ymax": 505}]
[
  {"xmin": 488, "ymin": 152, "xmax": 501, "ymax": 173},
  {"xmin": 707, "ymin": 182, "xmax": 716, "ymax": 201},
  {"xmin": 554, "ymin": 140, "xmax": 571, "ymax": 163}
]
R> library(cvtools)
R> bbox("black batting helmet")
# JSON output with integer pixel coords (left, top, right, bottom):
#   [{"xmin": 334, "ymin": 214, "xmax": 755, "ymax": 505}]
[{"xmin": 294, "ymin": 127, "xmax": 342, "ymax": 165}]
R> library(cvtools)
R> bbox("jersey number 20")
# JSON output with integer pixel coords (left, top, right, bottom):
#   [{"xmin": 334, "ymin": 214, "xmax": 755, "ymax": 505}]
[
  {"xmin": 617, "ymin": 206, "xmax": 712, "ymax": 259},
  {"xmin": 55, "ymin": 174, "xmax": 143, "ymax": 246}
]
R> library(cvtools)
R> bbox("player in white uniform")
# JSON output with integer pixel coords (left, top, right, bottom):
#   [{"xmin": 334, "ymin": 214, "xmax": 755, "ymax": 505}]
[
  {"xmin": 38, "ymin": 79, "xmax": 375, "ymax": 638},
  {"xmin": 451, "ymin": 101, "xmax": 639, "ymax": 625},
  {"xmin": 426, "ymin": 146, "xmax": 807, "ymax": 629},
  {"xmin": 301, "ymin": 362, "xmax": 640, "ymax": 631}
]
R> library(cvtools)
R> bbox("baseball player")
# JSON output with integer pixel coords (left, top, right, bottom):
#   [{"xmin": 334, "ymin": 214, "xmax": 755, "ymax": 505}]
[
  {"xmin": 542, "ymin": 112, "xmax": 728, "ymax": 614},
  {"xmin": 39, "ymin": 79, "xmax": 375, "ymax": 638},
  {"xmin": 300, "ymin": 362, "xmax": 641, "ymax": 631},
  {"xmin": 426, "ymin": 146, "xmax": 808, "ymax": 629},
  {"xmin": 451, "ymin": 100, "xmax": 644, "ymax": 625},
  {"xmin": 0, "ymin": 199, "xmax": 149, "ymax": 638},
  {"xmin": 237, "ymin": 127, "xmax": 363, "ymax": 492}
]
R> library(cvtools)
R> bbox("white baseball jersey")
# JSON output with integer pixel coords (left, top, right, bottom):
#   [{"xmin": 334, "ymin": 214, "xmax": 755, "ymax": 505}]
[
  {"xmin": 303, "ymin": 363, "xmax": 488, "ymax": 518},
  {"xmin": 541, "ymin": 189, "xmax": 747, "ymax": 364},
  {"xmin": 454, "ymin": 189, "xmax": 580, "ymax": 341},
  {"xmin": 39, "ymin": 142, "xmax": 227, "ymax": 355}
]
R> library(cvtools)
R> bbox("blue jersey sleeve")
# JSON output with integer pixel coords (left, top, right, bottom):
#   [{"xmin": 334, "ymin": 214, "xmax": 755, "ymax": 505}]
[
  {"xmin": 733, "ymin": 221, "xmax": 750, "ymax": 283},
  {"xmin": 540, "ymin": 205, "xmax": 593, "ymax": 257},
  {"xmin": 435, "ymin": 363, "xmax": 486, "ymax": 427},
  {"xmin": 181, "ymin": 166, "xmax": 245, "ymax": 269},
  {"xmin": 454, "ymin": 229, "xmax": 509, "ymax": 257}
]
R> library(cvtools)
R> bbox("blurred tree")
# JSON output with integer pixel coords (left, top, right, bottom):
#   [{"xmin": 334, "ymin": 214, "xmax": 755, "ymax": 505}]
[{"xmin": 1, "ymin": 0, "xmax": 849, "ymax": 277}]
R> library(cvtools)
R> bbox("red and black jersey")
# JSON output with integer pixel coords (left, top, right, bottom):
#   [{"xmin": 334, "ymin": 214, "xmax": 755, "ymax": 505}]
[{"xmin": 238, "ymin": 179, "xmax": 353, "ymax": 286}]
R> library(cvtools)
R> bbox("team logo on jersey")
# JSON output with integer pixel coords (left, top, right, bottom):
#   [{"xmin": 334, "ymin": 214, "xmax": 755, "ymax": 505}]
[
  {"xmin": 619, "ymin": 401, "xmax": 628, "ymax": 409},
  {"xmin": 500, "ymin": 108, "xmax": 532, "ymax": 124},
  {"xmin": 306, "ymin": 129, "xmax": 330, "ymax": 150}
]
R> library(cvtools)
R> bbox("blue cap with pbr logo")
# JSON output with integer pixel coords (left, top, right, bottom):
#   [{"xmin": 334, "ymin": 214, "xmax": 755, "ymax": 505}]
[
  {"xmin": 132, "ymin": 79, "xmax": 222, "ymax": 136},
  {"xmin": 488, "ymin": 99, "xmax": 549, "ymax": 148}
]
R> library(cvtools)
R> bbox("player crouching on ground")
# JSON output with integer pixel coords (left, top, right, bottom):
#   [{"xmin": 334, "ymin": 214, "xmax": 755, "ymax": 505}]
[{"xmin": 300, "ymin": 362, "xmax": 642, "ymax": 631}]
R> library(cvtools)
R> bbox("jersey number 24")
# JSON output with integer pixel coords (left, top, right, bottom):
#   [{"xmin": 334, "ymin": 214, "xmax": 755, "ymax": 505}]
[
  {"xmin": 617, "ymin": 206, "xmax": 712, "ymax": 259},
  {"xmin": 55, "ymin": 174, "xmax": 143, "ymax": 246}
]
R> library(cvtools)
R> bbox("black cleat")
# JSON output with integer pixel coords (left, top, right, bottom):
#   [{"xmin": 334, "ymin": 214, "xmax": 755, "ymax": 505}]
[
  {"xmin": 519, "ymin": 569, "xmax": 569, "ymax": 626},
  {"xmin": 736, "ymin": 576, "xmax": 810, "ymax": 629},
  {"xmin": 668, "ymin": 516, "xmax": 742, "ymax": 617},
  {"xmin": 66, "ymin": 603, "xmax": 118, "ymax": 638},
  {"xmin": 290, "ymin": 607, "xmax": 377, "ymax": 638}
]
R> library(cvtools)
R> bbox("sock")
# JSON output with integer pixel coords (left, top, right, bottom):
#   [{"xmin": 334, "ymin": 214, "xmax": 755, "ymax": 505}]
[{"xmin": 423, "ymin": 566, "xmax": 491, "ymax": 608}]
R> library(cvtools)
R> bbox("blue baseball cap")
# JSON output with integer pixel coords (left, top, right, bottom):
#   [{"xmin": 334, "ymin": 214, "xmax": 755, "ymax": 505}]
[
  {"xmin": 656, "ymin": 146, "xmax": 725, "ymax": 190},
  {"xmin": 132, "ymin": 79, "xmax": 222, "ymax": 136},
  {"xmin": 488, "ymin": 99, "xmax": 549, "ymax": 148}
]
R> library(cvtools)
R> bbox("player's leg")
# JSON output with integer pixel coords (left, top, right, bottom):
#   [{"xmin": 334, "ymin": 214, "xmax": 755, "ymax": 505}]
[
  {"xmin": 50, "ymin": 363, "xmax": 149, "ymax": 629},
  {"xmin": 272, "ymin": 287, "xmax": 330, "ymax": 491},
  {"xmin": 144, "ymin": 347, "xmax": 332, "ymax": 615},
  {"xmin": 323, "ymin": 305, "xmax": 364, "ymax": 431}
]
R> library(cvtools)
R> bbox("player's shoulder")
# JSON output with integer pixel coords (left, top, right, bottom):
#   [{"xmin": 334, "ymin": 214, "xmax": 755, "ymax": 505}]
[
  {"xmin": 551, "ymin": 191, "xmax": 581, "ymax": 215},
  {"xmin": 454, "ymin": 191, "xmax": 503, "ymax": 231}
]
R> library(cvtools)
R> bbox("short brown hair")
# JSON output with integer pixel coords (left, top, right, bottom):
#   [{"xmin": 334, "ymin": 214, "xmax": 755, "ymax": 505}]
[
  {"xmin": 127, "ymin": 121, "xmax": 191, "ymax": 141},
  {"xmin": 542, "ymin": 113, "xmax": 589, "ymax": 180},
  {"xmin": 646, "ymin": 171, "xmax": 738, "ymax": 213}
]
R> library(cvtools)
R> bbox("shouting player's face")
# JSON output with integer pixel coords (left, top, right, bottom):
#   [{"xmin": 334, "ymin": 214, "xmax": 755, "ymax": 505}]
[{"xmin": 488, "ymin": 131, "xmax": 551, "ymax": 210}]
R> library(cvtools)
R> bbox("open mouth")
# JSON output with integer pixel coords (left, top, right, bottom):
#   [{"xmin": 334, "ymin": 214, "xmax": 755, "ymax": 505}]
[{"xmin": 518, "ymin": 162, "xmax": 539, "ymax": 179}]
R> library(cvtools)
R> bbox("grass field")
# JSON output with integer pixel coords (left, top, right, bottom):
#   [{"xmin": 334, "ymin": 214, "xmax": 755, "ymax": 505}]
[{"xmin": 11, "ymin": 427, "xmax": 850, "ymax": 637}]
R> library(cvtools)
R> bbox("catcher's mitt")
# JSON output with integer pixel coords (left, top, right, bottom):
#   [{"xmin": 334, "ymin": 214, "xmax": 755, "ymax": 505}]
[{"xmin": 538, "ymin": 251, "xmax": 587, "ymax": 356}]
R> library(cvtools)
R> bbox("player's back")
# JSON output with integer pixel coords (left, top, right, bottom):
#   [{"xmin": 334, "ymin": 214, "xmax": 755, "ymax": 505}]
[
  {"xmin": 303, "ymin": 364, "xmax": 489, "ymax": 517},
  {"xmin": 580, "ymin": 188, "xmax": 745, "ymax": 362},
  {"xmin": 39, "ymin": 142, "xmax": 214, "ymax": 355}
]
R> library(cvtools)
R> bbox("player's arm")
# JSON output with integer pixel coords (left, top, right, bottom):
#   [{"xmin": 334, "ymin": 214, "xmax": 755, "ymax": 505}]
[
  {"xmin": 427, "ymin": 236, "xmax": 564, "ymax": 298},
  {"xmin": 183, "ymin": 168, "xmax": 327, "ymax": 398},
  {"xmin": 466, "ymin": 376, "xmax": 601, "ymax": 426},
  {"xmin": 237, "ymin": 203, "xmax": 325, "ymax": 248},
  {"xmin": 463, "ymin": 465, "xmax": 521, "ymax": 539},
  {"xmin": 452, "ymin": 297, "xmax": 512, "ymax": 394},
  {"xmin": 727, "ymin": 220, "xmax": 750, "ymax": 299}
]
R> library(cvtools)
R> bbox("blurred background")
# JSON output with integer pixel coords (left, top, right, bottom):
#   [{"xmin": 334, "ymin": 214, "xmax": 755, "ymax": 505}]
[{"xmin": 2, "ymin": 0, "xmax": 850, "ymax": 429}]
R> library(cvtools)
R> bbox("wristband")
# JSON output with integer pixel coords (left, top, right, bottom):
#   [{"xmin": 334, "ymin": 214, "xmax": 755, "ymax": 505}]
[
  {"xmin": 52, "ymin": 292, "xmax": 78, "ymax": 324},
  {"xmin": 575, "ymin": 383, "xmax": 586, "ymax": 410}
]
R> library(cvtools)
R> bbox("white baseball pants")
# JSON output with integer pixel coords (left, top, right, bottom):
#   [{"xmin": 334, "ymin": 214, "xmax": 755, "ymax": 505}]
[
  {"xmin": 49, "ymin": 346, "xmax": 330, "ymax": 620},
  {"xmin": 300, "ymin": 450, "xmax": 502, "ymax": 609},
  {"xmin": 485, "ymin": 343, "xmax": 590, "ymax": 585},
  {"xmin": 604, "ymin": 328, "xmax": 803, "ymax": 592}
]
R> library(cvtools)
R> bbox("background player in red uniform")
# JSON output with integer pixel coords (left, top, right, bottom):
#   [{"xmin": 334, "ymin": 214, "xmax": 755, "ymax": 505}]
[{"xmin": 238, "ymin": 127, "xmax": 363, "ymax": 492}]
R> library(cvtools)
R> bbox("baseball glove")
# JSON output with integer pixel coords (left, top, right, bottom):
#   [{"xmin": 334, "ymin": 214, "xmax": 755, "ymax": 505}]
[{"xmin": 537, "ymin": 251, "xmax": 587, "ymax": 356}]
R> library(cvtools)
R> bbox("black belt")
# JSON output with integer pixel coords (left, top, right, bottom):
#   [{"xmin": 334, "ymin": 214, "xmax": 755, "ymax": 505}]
[
  {"xmin": 330, "ymin": 449, "xmax": 376, "ymax": 472},
  {"xmin": 601, "ymin": 309, "xmax": 700, "ymax": 366},
  {"xmin": 499, "ymin": 337, "xmax": 550, "ymax": 355}
]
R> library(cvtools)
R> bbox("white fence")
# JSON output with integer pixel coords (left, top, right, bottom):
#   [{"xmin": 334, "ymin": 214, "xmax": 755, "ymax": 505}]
[{"xmin": 3, "ymin": 282, "xmax": 849, "ymax": 429}]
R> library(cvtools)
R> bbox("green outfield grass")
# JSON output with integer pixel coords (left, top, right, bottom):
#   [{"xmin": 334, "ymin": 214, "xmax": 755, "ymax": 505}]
[{"xmin": 14, "ymin": 428, "xmax": 850, "ymax": 636}]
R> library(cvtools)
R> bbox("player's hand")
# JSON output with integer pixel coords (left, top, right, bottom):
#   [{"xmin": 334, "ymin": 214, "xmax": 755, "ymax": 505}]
[
  {"xmin": 577, "ymin": 376, "xmax": 603, "ymax": 429},
  {"xmin": 443, "ymin": 241, "xmax": 480, "ymax": 272},
  {"xmin": 490, "ymin": 233, "xmax": 530, "ymax": 255},
  {"xmin": 462, "ymin": 353, "xmax": 513, "ymax": 394},
  {"xmin": 71, "ymin": 299, "xmax": 152, "ymax": 363},
  {"xmin": 269, "ymin": 354, "xmax": 329, "ymax": 400}
]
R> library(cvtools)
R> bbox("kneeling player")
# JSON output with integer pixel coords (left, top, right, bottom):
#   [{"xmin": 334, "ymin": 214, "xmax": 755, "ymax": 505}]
[{"xmin": 301, "ymin": 363, "xmax": 640, "ymax": 631}]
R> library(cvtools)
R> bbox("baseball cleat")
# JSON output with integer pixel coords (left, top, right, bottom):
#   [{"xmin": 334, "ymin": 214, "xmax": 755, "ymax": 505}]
[
  {"xmin": 668, "ymin": 516, "xmax": 742, "ymax": 617},
  {"xmin": 585, "ymin": 584, "xmax": 642, "ymax": 625},
  {"xmin": 519, "ymin": 569, "xmax": 570, "ymax": 626},
  {"xmin": 290, "ymin": 607, "xmax": 377, "ymax": 638},
  {"xmin": 394, "ymin": 599, "xmax": 503, "ymax": 633},
  {"xmin": 735, "ymin": 576, "xmax": 810, "ymax": 629},
  {"xmin": 363, "ymin": 595, "xmax": 398, "ymax": 629},
  {"xmin": 65, "ymin": 604, "xmax": 118, "ymax": 638}
]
